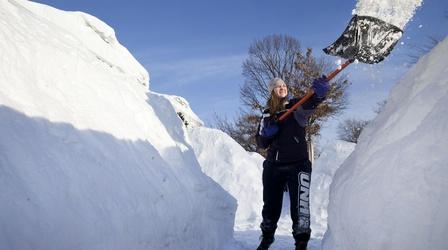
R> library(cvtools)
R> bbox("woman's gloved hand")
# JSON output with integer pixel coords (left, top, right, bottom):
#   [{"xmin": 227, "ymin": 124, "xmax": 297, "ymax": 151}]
[
  {"xmin": 311, "ymin": 75, "xmax": 329, "ymax": 98},
  {"xmin": 259, "ymin": 115, "xmax": 279, "ymax": 138}
]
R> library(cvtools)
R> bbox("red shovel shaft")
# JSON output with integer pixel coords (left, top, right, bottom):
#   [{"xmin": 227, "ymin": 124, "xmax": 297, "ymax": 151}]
[
  {"xmin": 278, "ymin": 59, "xmax": 354, "ymax": 122},
  {"xmin": 326, "ymin": 58, "xmax": 355, "ymax": 81}
]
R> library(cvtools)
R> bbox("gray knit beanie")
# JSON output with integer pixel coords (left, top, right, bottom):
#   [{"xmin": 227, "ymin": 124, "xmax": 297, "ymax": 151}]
[{"xmin": 268, "ymin": 77, "xmax": 286, "ymax": 94}]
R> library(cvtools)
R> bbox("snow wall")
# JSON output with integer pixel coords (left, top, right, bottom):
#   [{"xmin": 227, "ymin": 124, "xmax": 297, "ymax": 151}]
[
  {"xmin": 323, "ymin": 37, "xmax": 448, "ymax": 250},
  {"xmin": 0, "ymin": 1, "xmax": 236, "ymax": 249},
  {"xmin": 188, "ymin": 127, "xmax": 265, "ymax": 231}
]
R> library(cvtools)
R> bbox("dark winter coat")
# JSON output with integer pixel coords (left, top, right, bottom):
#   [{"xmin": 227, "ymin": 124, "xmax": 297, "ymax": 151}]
[{"xmin": 256, "ymin": 95, "xmax": 323, "ymax": 163}]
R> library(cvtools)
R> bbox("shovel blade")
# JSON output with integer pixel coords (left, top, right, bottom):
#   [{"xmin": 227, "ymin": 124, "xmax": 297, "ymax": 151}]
[{"xmin": 323, "ymin": 15, "xmax": 403, "ymax": 64}]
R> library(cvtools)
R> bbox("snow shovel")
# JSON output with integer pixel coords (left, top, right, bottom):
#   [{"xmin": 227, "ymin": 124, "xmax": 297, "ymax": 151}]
[{"xmin": 278, "ymin": 15, "xmax": 403, "ymax": 122}]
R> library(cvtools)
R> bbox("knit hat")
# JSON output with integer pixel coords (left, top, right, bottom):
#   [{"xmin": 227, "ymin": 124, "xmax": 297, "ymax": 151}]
[{"xmin": 268, "ymin": 77, "xmax": 286, "ymax": 94}]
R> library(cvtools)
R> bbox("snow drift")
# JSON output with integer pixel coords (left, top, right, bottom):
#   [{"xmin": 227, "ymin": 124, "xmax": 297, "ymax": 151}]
[
  {"xmin": 323, "ymin": 37, "xmax": 448, "ymax": 250},
  {"xmin": 0, "ymin": 1, "xmax": 236, "ymax": 249},
  {"xmin": 310, "ymin": 141, "xmax": 355, "ymax": 238},
  {"xmin": 188, "ymin": 127, "xmax": 265, "ymax": 230}
]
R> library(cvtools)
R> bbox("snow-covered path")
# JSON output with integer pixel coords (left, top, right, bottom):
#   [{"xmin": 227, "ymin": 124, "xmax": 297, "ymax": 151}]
[{"xmin": 226, "ymin": 231, "xmax": 322, "ymax": 250}]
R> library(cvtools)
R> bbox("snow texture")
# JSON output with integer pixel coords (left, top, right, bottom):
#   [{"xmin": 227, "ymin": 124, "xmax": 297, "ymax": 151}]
[
  {"xmin": 0, "ymin": 1, "xmax": 236, "ymax": 249},
  {"xmin": 354, "ymin": 0, "xmax": 423, "ymax": 29},
  {"xmin": 310, "ymin": 141, "xmax": 355, "ymax": 238},
  {"xmin": 323, "ymin": 37, "xmax": 448, "ymax": 250},
  {"xmin": 188, "ymin": 127, "xmax": 265, "ymax": 230}
]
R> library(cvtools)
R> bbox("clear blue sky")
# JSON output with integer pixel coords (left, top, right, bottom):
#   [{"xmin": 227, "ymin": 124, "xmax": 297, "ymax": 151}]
[{"xmin": 32, "ymin": 0, "xmax": 447, "ymax": 139}]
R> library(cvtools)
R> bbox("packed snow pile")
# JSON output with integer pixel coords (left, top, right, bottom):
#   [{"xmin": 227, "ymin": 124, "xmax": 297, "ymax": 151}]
[
  {"xmin": 188, "ymin": 127, "xmax": 265, "ymax": 230},
  {"xmin": 323, "ymin": 37, "xmax": 448, "ymax": 250},
  {"xmin": 0, "ymin": 1, "xmax": 236, "ymax": 249},
  {"xmin": 151, "ymin": 93, "xmax": 204, "ymax": 128},
  {"xmin": 310, "ymin": 141, "xmax": 355, "ymax": 238}
]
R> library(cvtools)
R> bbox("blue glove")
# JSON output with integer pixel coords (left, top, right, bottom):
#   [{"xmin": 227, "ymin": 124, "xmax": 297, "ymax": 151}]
[
  {"xmin": 259, "ymin": 116, "xmax": 279, "ymax": 138},
  {"xmin": 312, "ymin": 75, "xmax": 329, "ymax": 98}
]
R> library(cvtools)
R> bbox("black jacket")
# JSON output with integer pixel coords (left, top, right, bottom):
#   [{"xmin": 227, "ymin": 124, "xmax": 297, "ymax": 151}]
[{"xmin": 256, "ymin": 94, "xmax": 323, "ymax": 163}]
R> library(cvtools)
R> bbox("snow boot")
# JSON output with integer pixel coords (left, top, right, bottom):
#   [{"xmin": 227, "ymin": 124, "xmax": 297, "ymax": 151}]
[
  {"xmin": 295, "ymin": 241, "xmax": 308, "ymax": 250},
  {"xmin": 293, "ymin": 232, "xmax": 309, "ymax": 250},
  {"xmin": 256, "ymin": 234, "xmax": 274, "ymax": 250},
  {"xmin": 257, "ymin": 225, "xmax": 275, "ymax": 250}
]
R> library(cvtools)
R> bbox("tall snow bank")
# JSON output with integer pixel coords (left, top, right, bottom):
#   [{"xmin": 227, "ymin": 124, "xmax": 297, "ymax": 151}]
[
  {"xmin": 0, "ymin": 1, "xmax": 235, "ymax": 249},
  {"xmin": 310, "ymin": 141, "xmax": 355, "ymax": 238},
  {"xmin": 154, "ymin": 93, "xmax": 204, "ymax": 128},
  {"xmin": 323, "ymin": 37, "xmax": 448, "ymax": 250},
  {"xmin": 18, "ymin": 0, "xmax": 149, "ymax": 86},
  {"xmin": 188, "ymin": 127, "xmax": 265, "ymax": 230}
]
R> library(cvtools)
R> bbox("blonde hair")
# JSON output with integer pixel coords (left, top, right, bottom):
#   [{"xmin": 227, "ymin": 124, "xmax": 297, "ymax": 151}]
[{"xmin": 267, "ymin": 92, "xmax": 287, "ymax": 117}]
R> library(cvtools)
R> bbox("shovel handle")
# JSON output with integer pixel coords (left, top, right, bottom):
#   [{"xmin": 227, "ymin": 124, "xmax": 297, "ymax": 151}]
[
  {"xmin": 277, "ymin": 59, "xmax": 354, "ymax": 122},
  {"xmin": 326, "ymin": 58, "xmax": 354, "ymax": 81},
  {"xmin": 278, "ymin": 90, "xmax": 315, "ymax": 121}
]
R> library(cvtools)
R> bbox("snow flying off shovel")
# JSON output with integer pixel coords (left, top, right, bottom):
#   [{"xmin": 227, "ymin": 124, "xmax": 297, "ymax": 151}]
[{"xmin": 278, "ymin": 15, "xmax": 403, "ymax": 122}]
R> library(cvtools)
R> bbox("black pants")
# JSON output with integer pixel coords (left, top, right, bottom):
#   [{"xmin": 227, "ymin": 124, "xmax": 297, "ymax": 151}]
[{"xmin": 260, "ymin": 160, "xmax": 312, "ymax": 239}]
